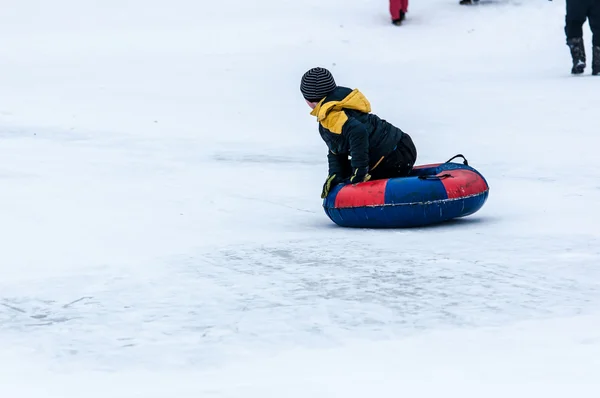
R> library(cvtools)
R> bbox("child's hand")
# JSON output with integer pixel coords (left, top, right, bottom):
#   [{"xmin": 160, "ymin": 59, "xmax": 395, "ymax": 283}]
[
  {"xmin": 350, "ymin": 167, "xmax": 371, "ymax": 184},
  {"xmin": 321, "ymin": 174, "xmax": 345, "ymax": 198}
]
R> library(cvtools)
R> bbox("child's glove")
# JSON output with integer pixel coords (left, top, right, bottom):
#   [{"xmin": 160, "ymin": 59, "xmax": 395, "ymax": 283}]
[
  {"xmin": 321, "ymin": 174, "xmax": 345, "ymax": 198},
  {"xmin": 350, "ymin": 167, "xmax": 371, "ymax": 184}
]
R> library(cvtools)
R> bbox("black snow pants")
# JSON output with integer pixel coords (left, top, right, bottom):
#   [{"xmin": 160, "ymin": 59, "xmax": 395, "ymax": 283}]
[
  {"xmin": 565, "ymin": 0, "xmax": 600, "ymax": 46},
  {"xmin": 369, "ymin": 133, "xmax": 417, "ymax": 180}
]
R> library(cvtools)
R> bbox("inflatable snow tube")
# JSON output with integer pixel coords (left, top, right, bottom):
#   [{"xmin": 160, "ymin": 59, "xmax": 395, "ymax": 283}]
[{"xmin": 322, "ymin": 155, "xmax": 489, "ymax": 228}]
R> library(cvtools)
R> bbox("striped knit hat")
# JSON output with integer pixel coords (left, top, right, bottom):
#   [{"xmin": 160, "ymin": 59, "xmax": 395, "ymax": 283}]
[{"xmin": 300, "ymin": 67, "xmax": 337, "ymax": 102}]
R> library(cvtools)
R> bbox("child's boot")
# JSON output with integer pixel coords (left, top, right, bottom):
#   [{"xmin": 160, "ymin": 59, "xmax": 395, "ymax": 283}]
[{"xmin": 567, "ymin": 37, "xmax": 586, "ymax": 74}]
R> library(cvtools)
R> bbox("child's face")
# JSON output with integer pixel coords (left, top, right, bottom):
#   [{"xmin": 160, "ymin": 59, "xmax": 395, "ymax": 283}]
[{"xmin": 305, "ymin": 99, "xmax": 317, "ymax": 109}]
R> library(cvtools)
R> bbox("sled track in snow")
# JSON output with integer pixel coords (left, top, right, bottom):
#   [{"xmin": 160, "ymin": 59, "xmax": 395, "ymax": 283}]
[{"xmin": 1, "ymin": 237, "xmax": 599, "ymax": 370}]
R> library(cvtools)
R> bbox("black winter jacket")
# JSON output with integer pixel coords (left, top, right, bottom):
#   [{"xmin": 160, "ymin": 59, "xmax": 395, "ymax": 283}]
[{"xmin": 310, "ymin": 86, "xmax": 405, "ymax": 177}]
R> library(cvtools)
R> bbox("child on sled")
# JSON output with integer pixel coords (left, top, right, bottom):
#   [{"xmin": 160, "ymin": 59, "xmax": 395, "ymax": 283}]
[{"xmin": 300, "ymin": 67, "xmax": 418, "ymax": 198}]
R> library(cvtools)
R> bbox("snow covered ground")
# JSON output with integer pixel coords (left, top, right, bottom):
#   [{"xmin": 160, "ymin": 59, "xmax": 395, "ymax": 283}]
[{"xmin": 1, "ymin": 0, "xmax": 600, "ymax": 396}]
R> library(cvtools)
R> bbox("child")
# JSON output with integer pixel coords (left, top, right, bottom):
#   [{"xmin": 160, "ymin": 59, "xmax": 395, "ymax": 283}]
[
  {"xmin": 390, "ymin": 0, "xmax": 408, "ymax": 25},
  {"xmin": 300, "ymin": 67, "xmax": 417, "ymax": 199}
]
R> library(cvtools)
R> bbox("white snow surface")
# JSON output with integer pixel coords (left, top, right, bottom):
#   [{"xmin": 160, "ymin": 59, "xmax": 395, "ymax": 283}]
[{"xmin": 2, "ymin": 0, "xmax": 600, "ymax": 395}]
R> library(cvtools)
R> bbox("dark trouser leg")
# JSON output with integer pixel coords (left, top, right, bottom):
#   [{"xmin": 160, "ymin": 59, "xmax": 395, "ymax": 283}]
[
  {"xmin": 396, "ymin": 133, "xmax": 417, "ymax": 175},
  {"xmin": 369, "ymin": 134, "xmax": 417, "ymax": 180},
  {"xmin": 565, "ymin": 0, "xmax": 589, "ymax": 39},
  {"xmin": 591, "ymin": 2, "xmax": 600, "ymax": 46},
  {"xmin": 565, "ymin": 19, "xmax": 586, "ymax": 40}
]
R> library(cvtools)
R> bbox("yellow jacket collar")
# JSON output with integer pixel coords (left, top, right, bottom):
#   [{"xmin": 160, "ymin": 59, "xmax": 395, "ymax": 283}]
[
  {"xmin": 310, "ymin": 89, "xmax": 371, "ymax": 120},
  {"xmin": 310, "ymin": 89, "xmax": 371, "ymax": 134}
]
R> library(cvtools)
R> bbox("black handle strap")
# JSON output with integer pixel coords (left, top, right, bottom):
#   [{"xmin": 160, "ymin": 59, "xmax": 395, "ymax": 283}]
[
  {"xmin": 445, "ymin": 154, "xmax": 468, "ymax": 165},
  {"xmin": 418, "ymin": 173, "xmax": 452, "ymax": 180}
]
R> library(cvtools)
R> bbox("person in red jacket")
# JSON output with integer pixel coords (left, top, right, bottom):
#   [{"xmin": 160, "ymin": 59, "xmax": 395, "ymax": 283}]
[{"xmin": 390, "ymin": 0, "xmax": 408, "ymax": 25}]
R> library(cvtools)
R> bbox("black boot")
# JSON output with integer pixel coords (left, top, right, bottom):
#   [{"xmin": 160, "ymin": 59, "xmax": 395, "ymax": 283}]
[
  {"xmin": 593, "ymin": 46, "xmax": 600, "ymax": 75},
  {"xmin": 567, "ymin": 37, "xmax": 586, "ymax": 74}
]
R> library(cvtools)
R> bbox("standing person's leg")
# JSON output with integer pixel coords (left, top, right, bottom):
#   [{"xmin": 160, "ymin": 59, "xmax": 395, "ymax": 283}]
[
  {"xmin": 565, "ymin": 0, "xmax": 590, "ymax": 73},
  {"xmin": 400, "ymin": 0, "xmax": 409, "ymax": 14},
  {"xmin": 588, "ymin": 0, "xmax": 600, "ymax": 74},
  {"xmin": 390, "ymin": 0, "xmax": 405, "ymax": 25}
]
